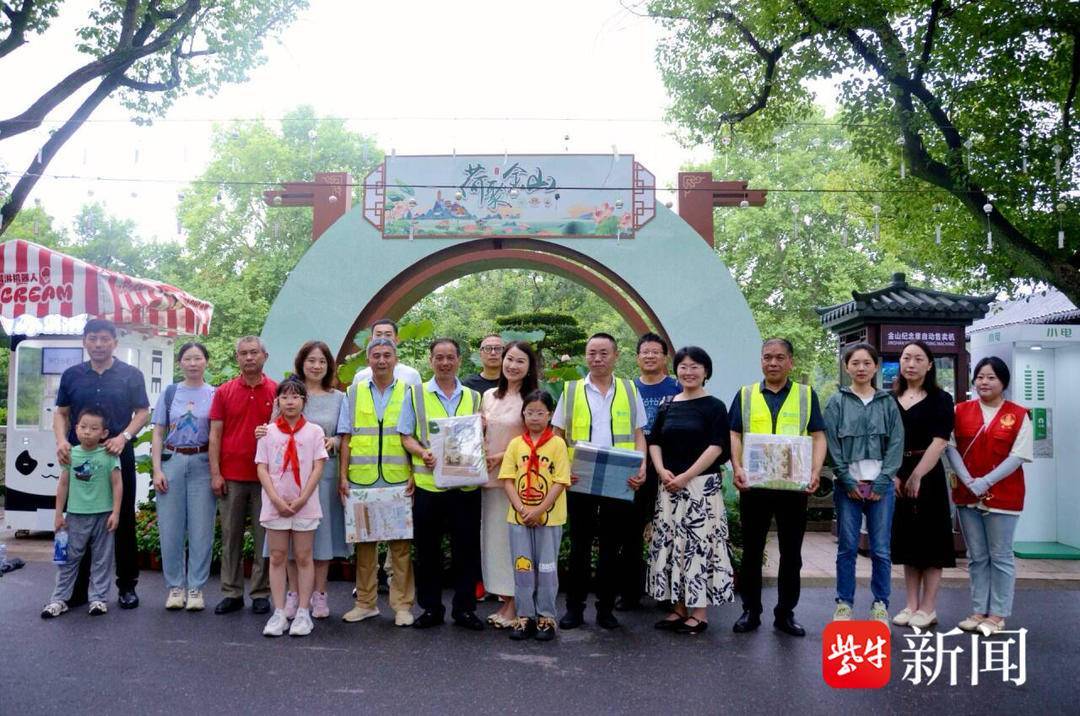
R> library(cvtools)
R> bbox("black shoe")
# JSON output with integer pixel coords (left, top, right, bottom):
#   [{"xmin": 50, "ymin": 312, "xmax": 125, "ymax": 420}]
[
  {"xmin": 452, "ymin": 611, "xmax": 485, "ymax": 631},
  {"xmin": 733, "ymin": 610, "xmax": 762, "ymax": 633},
  {"xmin": 413, "ymin": 610, "xmax": 445, "ymax": 629},
  {"xmin": 773, "ymin": 614, "xmax": 806, "ymax": 637},
  {"xmin": 534, "ymin": 618, "xmax": 556, "ymax": 641},
  {"xmin": 559, "ymin": 610, "xmax": 584, "ymax": 630},
  {"xmin": 251, "ymin": 597, "xmax": 271, "ymax": 615},
  {"xmin": 118, "ymin": 590, "xmax": 139, "ymax": 610},
  {"xmin": 596, "ymin": 611, "xmax": 620, "ymax": 630},
  {"xmin": 509, "ymin": 617, "xmax": 536, "ymax": 640},
  {"xmin": 655, "ymin": 615, "xmax": 686, "ymax": 631},
  {"xmin": 675, "ymin": 617, "xmax": 708, "ymax": 635},
  {"xmin": 614, "ymin": 597, "xmax": 642, "ymax": 612},
  {"xmin": 214, "ymin": 597, "xmax": 244, "ymax": 614}
]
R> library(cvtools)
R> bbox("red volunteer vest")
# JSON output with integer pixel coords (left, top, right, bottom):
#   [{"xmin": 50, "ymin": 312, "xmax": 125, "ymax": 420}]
[{"xmin": 952, "ymin": 399, "xmax": 1027, "ymax": 511}]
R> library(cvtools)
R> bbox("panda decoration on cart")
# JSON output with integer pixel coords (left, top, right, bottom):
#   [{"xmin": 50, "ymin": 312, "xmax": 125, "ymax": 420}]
[{"xmin": 1, "ymin": 240, "xmax": 213, "ymax": 533}]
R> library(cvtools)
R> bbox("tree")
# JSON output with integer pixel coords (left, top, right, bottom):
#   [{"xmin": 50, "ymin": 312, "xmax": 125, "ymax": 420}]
[
  {"xmin": 176, "ymin": 106, "xmax": 382, "ymax": 372},
  {"xmin": 649, "ymin": 0, "xmax": 1079, "ymax": 303},
  {"xmin": 0, "ymin": 0, "xmax": 306, "ymax": 233}
]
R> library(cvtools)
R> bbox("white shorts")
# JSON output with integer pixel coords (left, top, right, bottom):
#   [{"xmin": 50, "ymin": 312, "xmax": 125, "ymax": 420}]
[{"xmin": 260, "ymin": 516, "xmax": 320, "ymax": 532}]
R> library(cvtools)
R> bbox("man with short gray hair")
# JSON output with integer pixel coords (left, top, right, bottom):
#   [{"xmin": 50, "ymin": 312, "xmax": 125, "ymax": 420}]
[{"xmin": 209, "ymin": 335, "xmax": 277, "ymax": 615}]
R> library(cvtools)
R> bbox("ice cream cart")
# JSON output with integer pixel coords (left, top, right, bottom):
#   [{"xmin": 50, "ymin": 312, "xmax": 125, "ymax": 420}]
[{"xmin": 1, "ymin": 239, "xmax": 213, "ymax": 532}]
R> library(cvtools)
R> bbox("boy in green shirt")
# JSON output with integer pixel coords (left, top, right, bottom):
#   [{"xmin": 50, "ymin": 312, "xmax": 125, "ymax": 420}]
[{"xmin": 41, "ymin": 408, "xmax": 122, "ymax": 618}]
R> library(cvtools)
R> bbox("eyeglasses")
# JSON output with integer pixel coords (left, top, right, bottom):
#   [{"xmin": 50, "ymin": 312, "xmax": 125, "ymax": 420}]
[{"xmin": 480, "ymin": 345, "xmax": 504, "ymax": 354}]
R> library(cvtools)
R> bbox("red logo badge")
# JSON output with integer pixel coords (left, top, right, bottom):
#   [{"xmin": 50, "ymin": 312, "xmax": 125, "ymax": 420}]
[{"xmin": 822, "ymin": 621, "xmax": 891, "ymax": 688}]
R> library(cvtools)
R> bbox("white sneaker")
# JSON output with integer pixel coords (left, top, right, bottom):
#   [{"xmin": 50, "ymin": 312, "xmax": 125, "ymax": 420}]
[
  {"xmin": 289, "ymin": 609, "xmax": 314, "ymax": 636},
  {"xmin": 165, "ymin": 588, "xmax": 186, "ymax": 610},
  {"xmin": 342, "ymin": 605, "xmax": 381, "ymax": 623},
  {"xmin": 185, "ymin": 589, "xmax": 205, "ymax": 611},
  {"xmin": 833, "ymin": 602, "xmax": 853, "ymax": 621},
  {"xmin": 88, "ymin": 600, "xmax": 108, "ymax": 616},
  {"xmin": 909, "ymin": 610, "xmax": 938, "ymax": 629},
  {"xmin": 263, "ymin": 610, "xmax": 288, "ymax": 637},
  {"xmin": 284, "ymin": 591, "xmax": 299, "ymax": 620},
  {"xmin": 395, "ymin": 610, "xmax": 415, "ymax": 627}
]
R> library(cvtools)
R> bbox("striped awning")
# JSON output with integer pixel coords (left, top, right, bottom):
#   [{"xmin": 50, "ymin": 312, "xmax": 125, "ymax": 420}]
[{"xmin": 0, "ymin": 239, "xmax": 213, "ymax": 335}]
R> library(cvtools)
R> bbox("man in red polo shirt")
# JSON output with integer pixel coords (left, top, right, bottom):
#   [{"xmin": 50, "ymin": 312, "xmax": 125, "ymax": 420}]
[{"xmin": 209, "ymin": 336, "xmax": 277, "ymax": 615}]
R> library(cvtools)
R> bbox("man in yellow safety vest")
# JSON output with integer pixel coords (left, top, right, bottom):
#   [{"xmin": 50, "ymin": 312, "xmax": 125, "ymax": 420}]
[
  {"xmin": 729, "ymin": 338, "xmax": 827, "ymax": 638},
  {"xmin": 553, "ymin": 332, "xmax": 648, "ymax": 631},
  {"xmin": 398, "ymin": 337, "xmax": 485, "ymax": 631},
  {"xmin": 337, "ymin": 338, "xmax": 416, "ymax": 627}
]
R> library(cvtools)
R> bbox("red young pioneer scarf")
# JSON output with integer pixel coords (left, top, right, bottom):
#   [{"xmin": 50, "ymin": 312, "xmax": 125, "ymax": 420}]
[
  {"xmin": 275, "ymin": 415, "xmax": 307, "ymax": 488},
  {"xmin": 521, "ymin": 426, "xmax": 554, "ymax": 493}
]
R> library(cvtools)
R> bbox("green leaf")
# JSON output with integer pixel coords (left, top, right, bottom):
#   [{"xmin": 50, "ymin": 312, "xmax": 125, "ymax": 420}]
[
  {"xmin": 499, "ymin": 329, "xmax": 545, "ymax": 344},
  {"xmin": 397, "ymin": 319, "xmax": 435, "ymax": 342}
]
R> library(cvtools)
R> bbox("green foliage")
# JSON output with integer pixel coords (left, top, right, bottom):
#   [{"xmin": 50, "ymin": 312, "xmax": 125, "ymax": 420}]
[
  {"xmin": 650, "ymin": 0, "xmax": 1079, "ymax": 302},
  {"xmin": 495, "ymin": 312, "xmax": 588, "ymax": 364},
  {"xmin": 336, "ymin": 319, "xmax": 435, "ymax": 385}
]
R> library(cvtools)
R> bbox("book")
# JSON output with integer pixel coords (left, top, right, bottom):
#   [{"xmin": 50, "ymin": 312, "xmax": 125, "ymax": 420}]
[
  {"xmin": 429, "ymin": 413, "xmax": 488, "ymax": 488},
  {"xmin": 343, "ymin": 486, "xmax": 413, "ymax": 543},
  {"xmin": 742, "ymin": 433, "xmax": 813, "ymax": 491},
  {"xmin": 569, "ymin": 443, "xmax": 644, "ymax": 502}
]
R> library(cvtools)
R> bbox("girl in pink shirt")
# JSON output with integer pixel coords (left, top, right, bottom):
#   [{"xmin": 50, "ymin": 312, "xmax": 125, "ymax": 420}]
[{"xmin": 255, "ymin": 379, "xmax": 328, "ymax": 637}]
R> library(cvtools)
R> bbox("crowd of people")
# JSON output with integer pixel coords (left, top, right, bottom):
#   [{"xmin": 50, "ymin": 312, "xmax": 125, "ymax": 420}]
[{"xmin": 42, "ymin": 318, "xmax": 1032, "ymax": 642}]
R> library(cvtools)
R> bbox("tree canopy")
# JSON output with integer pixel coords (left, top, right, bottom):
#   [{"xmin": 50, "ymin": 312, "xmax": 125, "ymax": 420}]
[
  {"xmin": 0, "ymin": 0, "xmax": 306, "ymax": 233},
  {"xmin": 650, "ymin": 0, "xmax": 1079, "ymax": 303}
]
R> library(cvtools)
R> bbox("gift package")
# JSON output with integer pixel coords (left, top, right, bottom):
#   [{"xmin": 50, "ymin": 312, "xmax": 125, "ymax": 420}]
[
  {"xmin": 344, "ymin": 486, "xmax": 414, "ymax": 543},
  {"xmin": 568, "ymin": 443, "xmax": 644, "ymax": 502},
  {"xmin": 741, "ymin": 433, "xmax": 813, "ymax": 491},
  {"xmin": 429, "ymin": 413, "xmax": 488, "ymax": 488}
]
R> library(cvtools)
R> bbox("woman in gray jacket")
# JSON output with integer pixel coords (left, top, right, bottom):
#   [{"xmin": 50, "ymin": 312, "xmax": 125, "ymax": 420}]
[{"xmin": 824, "ymin": 343, "xmax": 904, "ymax": 626}]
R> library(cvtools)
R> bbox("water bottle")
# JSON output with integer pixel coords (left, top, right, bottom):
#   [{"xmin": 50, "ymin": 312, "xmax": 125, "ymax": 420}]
[{"xmin": 53, "ymin": 529, "xmax": 69, "ymax": 564}]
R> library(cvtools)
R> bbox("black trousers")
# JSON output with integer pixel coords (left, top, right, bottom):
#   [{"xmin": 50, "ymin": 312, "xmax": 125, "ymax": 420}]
[
  {"xmin": 617, "ymin": 474, "xmax": 657, "ymax": 604},
  {"xmin": 566, "ymin": 492, "xmax": 636, "ymax": 614},
  {"xmin": 71, "ymin": 445, "xmax": 139, "ymax": 603},
  {"xmin": 412, "ymin": 487, "xmax": 480, "ymax": 616},
  {"xmin": 738, "ymin": 489, "xmax": 808, "ymax": 618}
]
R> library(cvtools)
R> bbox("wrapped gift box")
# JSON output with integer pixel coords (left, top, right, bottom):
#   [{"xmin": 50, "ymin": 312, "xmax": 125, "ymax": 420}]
[
  {"xmin": 430, "ymin": 414, "xmax": 488, "ymax": 488},
  {"xmin": 344, "ymin": 486, "xmax": 413, "ymax": 543},
  {"xmin": 742, "ymin": 433, "xmax": 812, "ymax": 491},
  {"xmin": 569, "ymin": 443, "xmax": 644, "ymax": 502}
]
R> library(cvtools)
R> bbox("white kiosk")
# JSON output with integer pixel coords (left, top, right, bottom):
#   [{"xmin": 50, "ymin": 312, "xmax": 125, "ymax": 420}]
[
  {"xmin": 968, "ymin": 288, "xmax": 1080, "ymax": 557},
  {"xmin": 1, "ymin": 240, "xmax": 212, "ymax": 532}
]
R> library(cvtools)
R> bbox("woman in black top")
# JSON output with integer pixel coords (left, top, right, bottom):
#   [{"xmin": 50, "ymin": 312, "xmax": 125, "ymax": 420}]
[
  {"xmin": 647, "ymin": 346, "xmax": 734, "ymax": 634},
  {"xmin": 891, "ymin": 340, "xmax": 956, "ymax": 630}
]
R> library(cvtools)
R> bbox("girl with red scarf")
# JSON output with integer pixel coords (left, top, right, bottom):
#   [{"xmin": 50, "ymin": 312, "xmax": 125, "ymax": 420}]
[
  {"xmin": 499, "ymin": 390, "xmax": 571, "ymax": 641},
  {"xmin": 255, "ymin": 379, "xmax": 328, "ymax": 637},
  {"xmin": 945, "ymin": 356, "xmax": 1032, "ymax": 637}
]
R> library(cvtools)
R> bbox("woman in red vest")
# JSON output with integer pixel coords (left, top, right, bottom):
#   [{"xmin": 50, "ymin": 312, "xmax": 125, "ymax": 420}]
[{"xmin": 946, "ymin": 356, "xmax": 1032, "ymax": 637}]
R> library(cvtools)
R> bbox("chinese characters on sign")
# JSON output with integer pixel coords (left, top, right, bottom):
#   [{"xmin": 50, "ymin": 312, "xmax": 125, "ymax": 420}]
[
  {"xmin": 822, "ymin": 624, "xmax": 1028, "ymax": 688},
  {"xmin": 881, "ymin": 324, "xmax": 961, "ymax": 350}
]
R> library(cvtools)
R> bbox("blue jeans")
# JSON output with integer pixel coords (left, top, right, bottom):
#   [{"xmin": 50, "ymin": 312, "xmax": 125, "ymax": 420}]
[
  {"xmin": 156, "ymin": 451, "xmax": 217, "ymax": 590},
  {"xmin": 956, "ymin": 506, "xmax": 1018, "ymax": 617},
  {"xmin": 834, "ymin": 486, "xmax": 895, "ymax": 608}
]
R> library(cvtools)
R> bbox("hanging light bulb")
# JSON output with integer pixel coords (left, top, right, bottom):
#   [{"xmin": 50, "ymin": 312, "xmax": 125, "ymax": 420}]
[
  {"xmin": 983, "ymin": 202, "xmax": 993, "ymax": 251},
  {"xmin": 664, "ymin": 200, "xmax": 673, "ymax": 209},
  {"xmin": 454, "ymin": 190, "xmax": 464, "ymax": 202},
  {"xmin": 307, "ymin": 129, "xmax": 317, "ymax": 141},
  {"xmin": 933, "ymin": 204, "xmax": 944, "ymax": 244},
  {"xmin": 509, "ymin": 188, "xmax": 519, "ymax": 199},
  {"xmin": 614, "ymin": 198, "xmax": 624, "ymax": 210},
  {"xmin": 896, "ymin": 137, "xmax": 906, "ymax": 179},
  {"xmin": 328, "ymin": 194, "xmax": 338, "ymax": 205},
  {"xmin": 739, "ymin": 199, "xmax": 749, "ymax": 208},
  {"xmin": 272, "ymin": 195, "xmax": 282, "ymax": 206}
]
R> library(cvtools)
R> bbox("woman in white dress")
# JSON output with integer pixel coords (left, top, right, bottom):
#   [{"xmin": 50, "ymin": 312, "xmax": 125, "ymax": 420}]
[{"xmin": 480, "ymin": 340, "xmax": 541, "ymax": 627}]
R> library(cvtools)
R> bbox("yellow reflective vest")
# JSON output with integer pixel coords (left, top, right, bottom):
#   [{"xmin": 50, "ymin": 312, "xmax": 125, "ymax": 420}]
[
  {"xmin": 347, "ymin": 379, "xmax": 411, "ymax": 486},
  {"xmin": 740, "ymin": 381, "xmax": 812, "ymax": 436},
  {"xmin": 563, "ymin": 377, "xmax": 639, "ymax": 461},
  {"xmin": 410, "ymin": 382, "xmax": 482, "ymax": 493}
]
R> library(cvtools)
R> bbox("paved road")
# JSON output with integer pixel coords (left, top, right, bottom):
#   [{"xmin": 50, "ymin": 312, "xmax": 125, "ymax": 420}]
[{"xmin": 1, "ymin": 562, "xmax": 1075, "ymax": 714}]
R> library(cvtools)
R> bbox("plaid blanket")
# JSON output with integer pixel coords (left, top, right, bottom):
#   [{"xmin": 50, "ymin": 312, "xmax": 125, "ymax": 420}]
[{"xmin": 569, "ymin": 443, "xmax": 644, "ymax": 502}]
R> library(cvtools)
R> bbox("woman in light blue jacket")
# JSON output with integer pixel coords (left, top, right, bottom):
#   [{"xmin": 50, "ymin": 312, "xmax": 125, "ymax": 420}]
[{"xmin": 824, "ymin": 342, "xmax": 904, "ymax": 627}]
